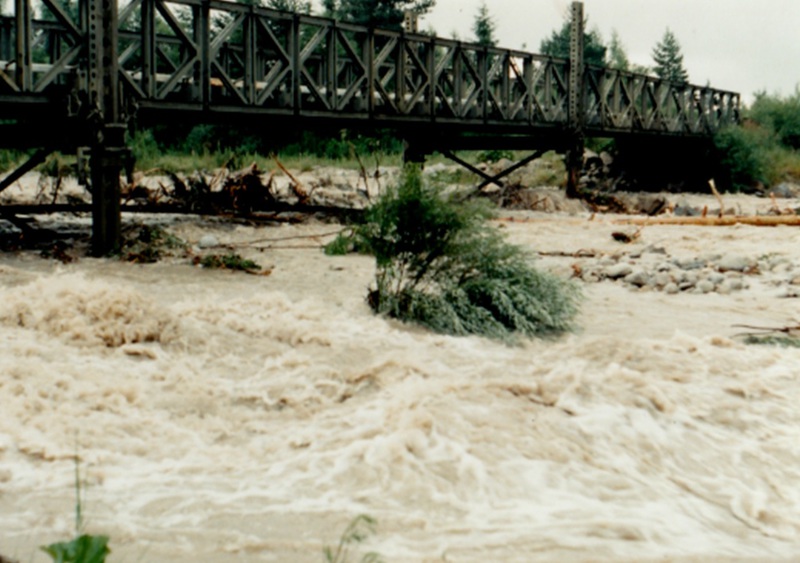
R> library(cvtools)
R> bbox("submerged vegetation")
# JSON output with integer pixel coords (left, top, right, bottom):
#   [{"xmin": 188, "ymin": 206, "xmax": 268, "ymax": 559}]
[
  {"xmin": 330, "ymin": 166, "xmax": 580, "ymax": 339},
  {"xmin": 744, "ymin": 335, "xmax": 800, "ymax": 348},
  {"xmin": 198, "ymin": 253, "xmax": 263, "ymax": 273},
  {"xmin": 120, "ymin": 224, "xmax": 188, "ymax": 263}
]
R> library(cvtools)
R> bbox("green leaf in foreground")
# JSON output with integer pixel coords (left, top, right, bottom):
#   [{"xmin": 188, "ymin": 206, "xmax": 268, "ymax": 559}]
[
  {"xmin": 41, "ymin": 534, "xmax": 110, "ymax": 563},
  {"xmin": 323, "ymin": 515, "xmax": 383, "ymax": 563},
  {"xmin": 349, "ymin": 165, "xmax": 581, "ymax": 339}
]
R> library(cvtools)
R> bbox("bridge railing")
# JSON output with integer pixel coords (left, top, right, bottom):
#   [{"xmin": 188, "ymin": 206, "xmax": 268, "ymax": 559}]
[
  {"xmin": 113, "ymin": 0, "xmax": 575, "ymax": 127},
  {"xmin": 0, "ymin": 0, "xmax": 85, "ymax": 95},
  {"xmin": 0, "ymin": 0, "xmax": 739, "ymax": 135},
  {"xmin": 584, "ymin": 65, "xmax": 740, "ymax": 135}
]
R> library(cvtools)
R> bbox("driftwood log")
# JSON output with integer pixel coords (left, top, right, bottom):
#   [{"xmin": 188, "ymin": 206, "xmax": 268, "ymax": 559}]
[{"xmin": 615, "ymin": 215, "xmax": 800, "ymax": 227}]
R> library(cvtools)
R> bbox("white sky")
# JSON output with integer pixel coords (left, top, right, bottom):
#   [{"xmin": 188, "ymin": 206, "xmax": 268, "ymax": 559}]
[{"xmin": 420, "ymin": 0, "xmax": 800, "ymax": 105}]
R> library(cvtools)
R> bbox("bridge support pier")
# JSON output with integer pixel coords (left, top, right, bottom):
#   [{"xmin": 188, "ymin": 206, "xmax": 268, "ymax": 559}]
[
  {"xmin": 90, "ymin": 124, "xmax": 127, "ymax": 256},
  {"xmin": 88, "ymin": 0, "xmax": 125, "ymax": 256},
  {"xmin": 403, "ymin": 139, "xmax": 429, "ymax": 166}
]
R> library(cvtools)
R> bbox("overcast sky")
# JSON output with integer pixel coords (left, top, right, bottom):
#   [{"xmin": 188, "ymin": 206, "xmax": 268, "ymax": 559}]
[{"xmin": 418, "ymin": 0, "xmax": 800, "ymax": 105}]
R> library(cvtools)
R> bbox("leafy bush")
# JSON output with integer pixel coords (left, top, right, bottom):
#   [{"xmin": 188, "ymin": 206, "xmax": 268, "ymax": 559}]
[
  {"xmin": 713, "ymin": 124, "xmax": 771, "ymax": 192},
  {"xmin": 349, "ymin": 166, "xmax": 580, "ymax": 339},
  {"xmin": 713, "ymin": 91, "xmax": 800, "ymax": 191},
  {"xmin": 476, "ymin": 149, "xmax": 514, "ymax": 164},
  {"xmin": 120, "ymin": 225, "xmax": 188, "ymax": 263},
  {"xmin": 749, "ymin": 89, "xmax": 800, "ymax": 150}
]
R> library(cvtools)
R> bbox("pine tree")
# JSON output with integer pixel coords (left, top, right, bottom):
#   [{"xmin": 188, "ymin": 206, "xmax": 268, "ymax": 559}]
[
  {"xmin": 333, "ymin": 0, "xmax": 435, "ymax": 31},
  {"xmin": 264, "ymin": 0, "xmax": 312, "ymax": 13},
  {"xmin": 607, "ymin": 29, "xmax": 629, "ymax": 71},
  {"xmin": 472, "ymin": 2, "xmax": 496, "ymax": 47},
  {"xmin": 652, "ymin": 28, "xmax": 689, "ymax": 84},
  {"xmin": 539, "ymin": 19, "xmax": 606, "ymax": 67}
]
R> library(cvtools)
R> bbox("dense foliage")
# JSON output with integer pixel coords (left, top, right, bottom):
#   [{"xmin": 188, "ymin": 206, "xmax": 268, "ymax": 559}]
[
  {"xmin": 325, "ymin": 0, "xmax": 435, "ymax": 30},
  {"xmin": 749, "ymin": 90, "xmax": 800, "ymax": 150},
  {"xmin": 336, "ymin": 166, "xmax": 580, "ymax": 339},
  {"xmin": 713, "ymin": 90, "xmax": 800, "ymax": 192},
  {"xmin": 539, "ymin": 20, "xmax": 607, "ymax": 66}
]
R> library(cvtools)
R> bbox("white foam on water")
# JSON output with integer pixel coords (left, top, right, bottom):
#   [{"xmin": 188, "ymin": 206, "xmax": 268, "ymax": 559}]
[{"xmin": 1, "ymin": 212, "xmax": 800, "ymax": 562}]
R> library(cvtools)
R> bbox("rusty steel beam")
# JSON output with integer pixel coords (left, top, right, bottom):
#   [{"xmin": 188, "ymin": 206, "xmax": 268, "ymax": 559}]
[
  {"xmin": 565, "ymin": 1, "xmax": 585, "ymax": 199},
  {"xmin": 0, "ymin": 148, "xmax": 52, "ymax": 195}
]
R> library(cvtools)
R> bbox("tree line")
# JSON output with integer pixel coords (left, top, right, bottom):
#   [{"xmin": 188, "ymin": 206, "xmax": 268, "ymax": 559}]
[{"xmin": 256, "ymin": 0, "xmax": 690, "ymax": 83}]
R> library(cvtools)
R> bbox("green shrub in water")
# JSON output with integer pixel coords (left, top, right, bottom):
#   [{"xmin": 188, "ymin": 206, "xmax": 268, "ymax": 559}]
[{"xmin": 350, "ymin": 165, "xmax": 580, "ymax": 339}]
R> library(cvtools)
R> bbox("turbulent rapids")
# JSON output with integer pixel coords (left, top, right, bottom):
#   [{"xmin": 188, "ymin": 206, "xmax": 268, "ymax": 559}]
[{"xmin": 2, "ymin": 189, "xmax": 800, "ymax": 562}]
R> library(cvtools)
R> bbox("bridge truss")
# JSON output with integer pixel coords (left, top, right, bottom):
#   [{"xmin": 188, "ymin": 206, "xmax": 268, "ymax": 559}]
[{"xmin": 0, "ymin": 0, "xmax": 740, "ymax": 252}]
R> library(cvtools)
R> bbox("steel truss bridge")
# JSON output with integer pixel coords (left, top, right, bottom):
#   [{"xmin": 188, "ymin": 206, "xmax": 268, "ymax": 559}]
[{"xmin": 0, "ymin": 0, "xmax": 740, "ymax": 253}]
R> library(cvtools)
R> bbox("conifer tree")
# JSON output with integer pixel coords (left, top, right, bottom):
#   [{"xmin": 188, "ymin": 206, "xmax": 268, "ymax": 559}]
[
  {"xmin": 329, "ymin": 0, "xmax": 435, "ymax": 31},
  {"xmin": 264, "ymin": 0, "xmax": 311, "ymax": 12},
  {"xmin": 607, "ymin": 29, "xmax": 629, "ymax": 71},
  {"xmin": 539, "ymin": 19, "xmax": 606, "ymax": 66},
  {"xmin": 652, "ymin": 28, "xmax": 689, "ymax": 84},
  {"xmin": 472, "ymin": 2, "xmax": 496, "ymax": 47}
]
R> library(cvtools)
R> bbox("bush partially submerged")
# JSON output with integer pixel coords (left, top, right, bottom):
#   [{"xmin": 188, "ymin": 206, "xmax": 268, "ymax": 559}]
[
  {"xmin": 120, "ymin": 224, "xmax": 188, "ymax": 263},
  {"xmin": 198, "ymin": 253, "xmax": 261, "ymax": 272},
  {"xmin": 348, "ymin": 166, "xmax": 580, "ymax": 339}
]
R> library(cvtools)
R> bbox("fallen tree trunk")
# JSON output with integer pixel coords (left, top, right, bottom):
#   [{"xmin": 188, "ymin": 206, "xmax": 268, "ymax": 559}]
[{"xmin": 614, "ymin": 215, "xmax": 800, "ymax": 227}]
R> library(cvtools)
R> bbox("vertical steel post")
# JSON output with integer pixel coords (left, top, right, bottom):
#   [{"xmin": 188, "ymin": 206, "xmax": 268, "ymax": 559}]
[
  {"xmin": 523, "ymin": 55, "xmax": 533, "ymax": 121},
  {"xmin": 397, "ymin": 32, "xmax": 406, "ymax": 113},
  {"xmin": 427, "ymin": 36, "xmax": 435, "ymax": 117},
  {"xmin": 291, "ymin": 13, "xmax": 300, "ymax": 113},
  {"xmin": 565, "ymin": 1, "xmax": 585, "ymax": 199},
  {"xmin": 88, "ymin": 0, "xmax": 124, "ymax": 255},
  {"xmin": 15, "ymin": 0, "xmax": 32, "ymax": 90},
  {"xmin": 366, "ymin": 28, "xmax": 375, "ymax": 116},
  {"xmin": 327, "ymin": 20, "xmax": 337, "ymax": 110},
  {"xmin": 141, "ymin": 0, "xmax": 154, "ymax": 97},
  {"xmin": 194, "ymin": 0, "xmax": 210, "ymax": 107},
  {"xmin": 244, "ymin": 5, "xmax": 255, "ymax": 104}
]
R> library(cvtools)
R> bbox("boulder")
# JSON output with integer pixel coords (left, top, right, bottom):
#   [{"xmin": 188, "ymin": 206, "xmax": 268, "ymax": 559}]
[
  {"xmin": 716, "ymin": 254, "xmax": 753, "ymax": 273},
  {"xmin": 198, "ymin": 234, "xmax": 220, "ymax": 249},
  {"xmin": 624, "ymin": 270, "xmax": 651, "ymax": 287},
  {"xmin": 605, "ymin": 263, "xmax": 633, "ymax": 279}
]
